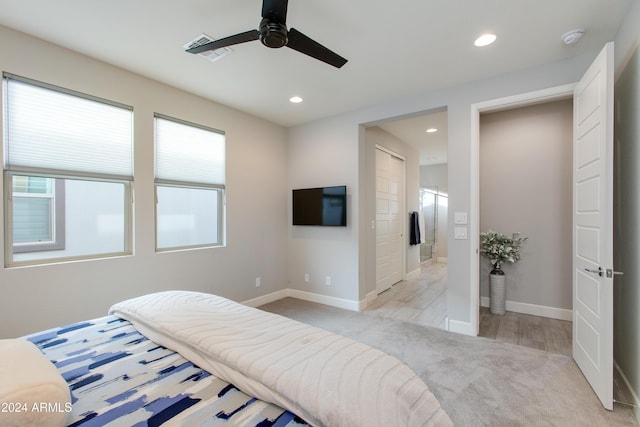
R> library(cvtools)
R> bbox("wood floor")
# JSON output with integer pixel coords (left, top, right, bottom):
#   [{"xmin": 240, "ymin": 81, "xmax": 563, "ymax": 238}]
[{"xmin": 478, "ymin": 306, "xmax": 572, "ymax": 356}]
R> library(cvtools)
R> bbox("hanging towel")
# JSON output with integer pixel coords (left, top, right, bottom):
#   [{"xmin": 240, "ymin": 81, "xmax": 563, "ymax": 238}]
[{"xmin": 409, "ymin": 211, "xmax": 421, "ymax": 245}]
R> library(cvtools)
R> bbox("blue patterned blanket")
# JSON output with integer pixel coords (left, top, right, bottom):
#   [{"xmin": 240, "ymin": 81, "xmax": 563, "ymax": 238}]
[{"xmin": 23, "ymin": 315, "xmax": 309, "ymax": 426}]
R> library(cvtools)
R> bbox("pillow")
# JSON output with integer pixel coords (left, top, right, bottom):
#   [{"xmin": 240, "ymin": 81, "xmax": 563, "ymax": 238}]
[{"xmin": 0, "ymin": 339, "xmax": 71, "ymax": 427}]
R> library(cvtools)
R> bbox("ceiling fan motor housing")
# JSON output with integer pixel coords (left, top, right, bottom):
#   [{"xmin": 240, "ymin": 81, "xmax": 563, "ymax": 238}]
[{"xmin": 259, "ymin": 18, "xmax": 288, "ymax": 48}]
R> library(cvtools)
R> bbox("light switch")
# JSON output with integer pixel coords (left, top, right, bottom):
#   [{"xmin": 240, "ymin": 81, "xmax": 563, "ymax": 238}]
[
  {"xmin": 454, "ymin": 212, "xmax": 468, "ymax": 225},
  {"xmin": 454, "ymin": 226, "xmax": 468, "ymax": 240}
]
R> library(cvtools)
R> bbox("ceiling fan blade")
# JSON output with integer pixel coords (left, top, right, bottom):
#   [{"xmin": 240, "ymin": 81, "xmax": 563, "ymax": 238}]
[
  {"xmin": 286, "ymin": 28, "xmax": 348, "ymax": 68},
  {"xmin": 186, "ymin": 30, "xmax": 260, "ymax": 54},
  {"xmin": 262, "ymin": 0, "xmax": 288, "ymax": 24}
]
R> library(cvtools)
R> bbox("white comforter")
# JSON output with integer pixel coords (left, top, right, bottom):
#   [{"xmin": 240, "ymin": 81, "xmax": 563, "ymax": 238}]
[{"xmin": 109, "ymin": 291, "xmax": 452, "ymax": 427}]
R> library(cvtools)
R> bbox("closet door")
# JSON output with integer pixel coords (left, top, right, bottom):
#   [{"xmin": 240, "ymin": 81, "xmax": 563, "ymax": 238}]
[{"xmin": 376, "ymin": 147, "xmax": 405, "ymax": 294}]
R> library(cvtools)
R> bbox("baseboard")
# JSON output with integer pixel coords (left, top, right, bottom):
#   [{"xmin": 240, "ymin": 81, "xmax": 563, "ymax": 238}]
[
  {"xmin": 364, "ymin": 290, "xmax": 378, "ymax": 308},
  {"xmin": 243, "ymin": 288, "xmax": 362, "ymax": 311},
  {"xmin": 614, "ymin": 361, "xmax": 640, "ymax": 422},
  {"xmin": 242, "ymin": 289, "xmax": 290, "ymax": 308},
  {"xmin": 448, "ymin": 319, "xmax": 475, "ymax": 336},
  {"xmin": 406, "ymin": 267, "xmax": 422, "ymax": 280},
  {"xmin": 287, "ymin": 289, "xmax": 362, "ymax": 311},
  {"xmin": 480, "ymin": 296, "xmax": 572, "ymax": 321}
]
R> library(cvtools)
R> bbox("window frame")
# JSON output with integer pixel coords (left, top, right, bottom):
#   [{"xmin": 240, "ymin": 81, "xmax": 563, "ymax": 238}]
[
  {"xmin": 4, "ymin": 172, "xmax": 133, "ymax": 266},
  {"xmin": 11, "ymin": 175, "xmax": 66, "ymax": 253},
  {"xmin": 2, "ymin": 73, "xmax": 134, "ymax": 267},
  {"xmin": 154, "ymin": 113, "xmax": 226, "ymax": 252},
  {"xmin": 154, "ymin": 182, "xmax": 226, "ymax": 252}
]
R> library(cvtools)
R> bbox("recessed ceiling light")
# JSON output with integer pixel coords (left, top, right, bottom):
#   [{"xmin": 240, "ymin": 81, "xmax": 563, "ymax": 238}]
[
  {"xmin": 426, "ymin": 128, "xmax": 438, "ymax": 133},
  {"xmin": 289, "ymin": 96, "xmax": 303, "ymax": 103},
  {"xmin": 474, "ymin": 33, "xmax": 497, "ymax": 47}
]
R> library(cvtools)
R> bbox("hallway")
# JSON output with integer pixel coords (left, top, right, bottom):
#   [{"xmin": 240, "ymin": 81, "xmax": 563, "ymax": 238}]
[{"xmin": 364, "ymin": 262, "xmax": 447, "ymax": 330}]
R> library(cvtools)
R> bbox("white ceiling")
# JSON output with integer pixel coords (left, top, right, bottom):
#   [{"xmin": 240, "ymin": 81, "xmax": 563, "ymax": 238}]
[
  {"xmin": 0, "ymin": 0, "xmax": 632, "ymax": 132},
  {"xmin": 378, "ymin": 111, "xmax": 448, "ymax": 166}
]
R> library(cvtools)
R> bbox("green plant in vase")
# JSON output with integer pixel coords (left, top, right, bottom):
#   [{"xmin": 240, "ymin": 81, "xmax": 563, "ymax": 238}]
[{"xmin": 480, "ymin": 230, "xmax": 527, "ymax": 314}]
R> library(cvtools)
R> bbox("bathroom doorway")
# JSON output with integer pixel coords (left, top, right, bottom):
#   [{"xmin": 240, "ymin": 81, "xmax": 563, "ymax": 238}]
[{"xmin": 420, "ymin": 187, "xmax": 448, "ymax": 264}]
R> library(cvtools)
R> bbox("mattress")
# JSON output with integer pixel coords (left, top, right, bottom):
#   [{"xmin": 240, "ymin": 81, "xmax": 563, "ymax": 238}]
[
  {"xmin": 110, "ymin": 291, "xmax": 452, "ymax": 427},
  {"xmin": 23, "ymin": 315, "xmax": 310, "ymax": 426}
]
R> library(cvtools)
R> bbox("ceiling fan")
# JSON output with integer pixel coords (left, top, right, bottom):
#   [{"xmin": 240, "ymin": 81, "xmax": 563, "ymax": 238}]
[{"xmin": 186, "ymin": 0, "xmax": 348, "ymax": 68}]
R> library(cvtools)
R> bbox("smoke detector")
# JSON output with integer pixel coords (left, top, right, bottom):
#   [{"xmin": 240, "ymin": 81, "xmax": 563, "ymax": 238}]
[
  {"xmin": 561, "ymin": 29, "xmax": 585, "ymax": 45},
  {"xmin": 184, "ymin": 34, "xmax": 233, "ymax": 62}
]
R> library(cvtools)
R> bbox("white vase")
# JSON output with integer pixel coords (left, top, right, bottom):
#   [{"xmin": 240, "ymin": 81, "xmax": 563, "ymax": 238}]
[{"xmin": 489, "ymin": 270, "xmax": 506, "ymax": 315}]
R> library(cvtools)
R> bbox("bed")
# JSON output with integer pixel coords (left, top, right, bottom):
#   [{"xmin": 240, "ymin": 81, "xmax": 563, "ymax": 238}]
[{"xmin": 6, "ymin": 291, "xmax": 451, "ymax": 427}]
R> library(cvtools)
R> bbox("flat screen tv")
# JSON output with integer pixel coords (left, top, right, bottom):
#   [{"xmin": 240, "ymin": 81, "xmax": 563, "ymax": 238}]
[{"xmin": 292, "ymin": 185, "xmax": 347, "ymax": 226}]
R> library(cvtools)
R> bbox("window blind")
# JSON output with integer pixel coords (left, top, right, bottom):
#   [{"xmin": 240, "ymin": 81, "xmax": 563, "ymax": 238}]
[
  {"xmin": 3, "ymin": 75, "xmax": 133, "ymax": 179},
  {"xmin": 155, "ymin": 114, "xmax": 225, "ymax": 186}
]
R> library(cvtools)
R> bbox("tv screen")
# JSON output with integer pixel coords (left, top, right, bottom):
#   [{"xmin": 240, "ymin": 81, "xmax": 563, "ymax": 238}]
[{"xmin": 292, "ymin": 186, "xmax": 347, "ymax": 226}]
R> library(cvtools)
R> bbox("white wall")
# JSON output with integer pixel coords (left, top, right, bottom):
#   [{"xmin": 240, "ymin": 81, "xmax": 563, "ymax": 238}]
[
  {"xmin": 287, "ymin": 117, "xmax": 360, "ymax": 302},
  {"xmin": 420, "ymin": 164, "xmax": 448, "ymax": 194},
  {"xmin": 287, "ymin": 52, "xmax": 595, "ymax": 328},
  {"xmin": 479, "ymin": 100, "xmax": 573, "ymax": 310},
  {"xmin": 286, "ymin": 122, "xmax": 419, "ymax": 305},
  {"xmin": 0, "ymin": 25, "xmax": 289, "ymax": 338}
]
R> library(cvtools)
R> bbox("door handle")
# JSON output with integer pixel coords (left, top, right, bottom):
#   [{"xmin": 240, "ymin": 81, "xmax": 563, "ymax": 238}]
[
  {"xmin": 606, "ymin": 269, "xmax": 624, "ymax": 278},
  {"xmin": 584, "ymin": 267, "xmax": 604, "ymax": 277},
  {"xmin": 584, "ymin": 267, "xmax": 624, "ymax": 278}
]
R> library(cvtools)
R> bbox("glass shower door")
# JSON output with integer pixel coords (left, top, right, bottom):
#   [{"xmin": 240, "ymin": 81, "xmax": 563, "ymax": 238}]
[{"xmin": 420, "ymin": 188, "xmax": 437, "ymax": 262}]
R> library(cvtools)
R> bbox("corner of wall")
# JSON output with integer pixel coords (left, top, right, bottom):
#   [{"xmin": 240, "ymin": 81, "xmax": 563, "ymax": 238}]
[{"xmin": 447, "ymin": 318, "xmax": 475, "ymax": 336}]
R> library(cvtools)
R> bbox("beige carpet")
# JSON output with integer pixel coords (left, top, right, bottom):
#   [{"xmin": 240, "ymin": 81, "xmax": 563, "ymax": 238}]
[{"xmin": 260, "ymin": 298, "xmax": 638, "ymax": 426}]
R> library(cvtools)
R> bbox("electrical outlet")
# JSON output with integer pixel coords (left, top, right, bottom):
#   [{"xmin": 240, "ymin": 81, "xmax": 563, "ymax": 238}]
[
  {"xmin": 304, "ymin": 273, "xmax": 310, "ymax": 283},
  {"xmin": 325, "ymin": 276, "xmax": 332, "ymax": 286},
  {"xmin": 255, "ymin": 277, "xmax": 261, "ymax": 287}
]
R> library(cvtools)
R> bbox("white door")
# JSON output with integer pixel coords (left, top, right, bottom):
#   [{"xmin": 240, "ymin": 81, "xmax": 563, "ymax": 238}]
[
  {"xmin": 376, "ymin": 148, "xmax": 405, "ymax": 294},
  {"xmin": 572, "ymin": 42, "xmax": 614, "ymax": 410}
]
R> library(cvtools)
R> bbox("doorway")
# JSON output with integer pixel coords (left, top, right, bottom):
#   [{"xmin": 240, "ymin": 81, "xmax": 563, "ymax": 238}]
[
  {"xmin": 369, "ymin": 108, "xmax": 449, "ymax": 306},
  {"xmin": 469, "ymin": 83, "xmax": 576, "ymax": 335},
  {"xmin": 420, "ymin": 187, "xmax": 448, "ymax": 264},
  {"xmin": 478, "ymin": 99, "xmax": 574, "ymax": 319},
  {"xmin": 471, "ymin": 43, "xmax": 616, "ymax": 410},
  {"xmin": 377, "ymin": 109, "xmax": 449, "ymax": 270}
]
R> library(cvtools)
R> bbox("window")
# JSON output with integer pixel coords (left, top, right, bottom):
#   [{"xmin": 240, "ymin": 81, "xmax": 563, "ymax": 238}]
[
  {"xmin": 154, "ymin": 114, "xmax": 225, "ymax": 251},
  {"xmin": 3, "ymin": 74, "xmax": 133, "ymax": 266},
  {"xmin": 12, "ymin": 176, "xmax": 65, "ymax": 253}
]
